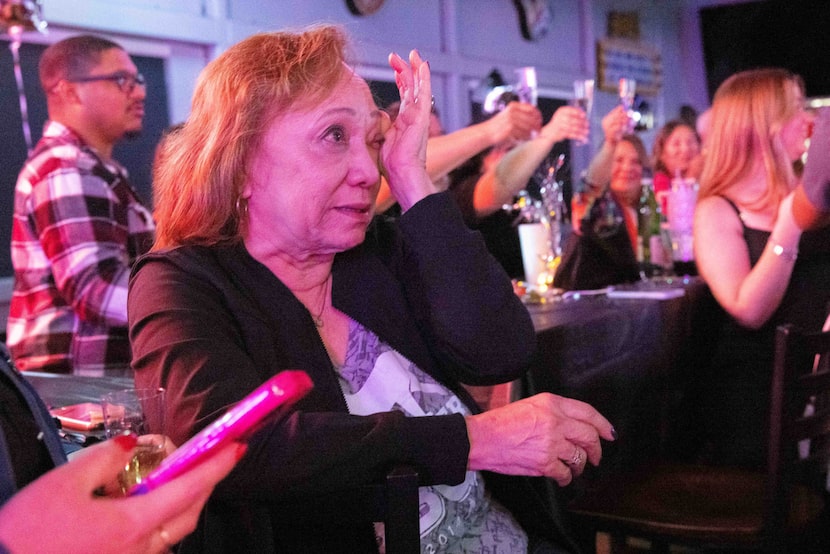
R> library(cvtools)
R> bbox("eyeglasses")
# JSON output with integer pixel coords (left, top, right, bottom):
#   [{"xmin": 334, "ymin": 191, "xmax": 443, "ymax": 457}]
[{"xmin": 68, "ymin": 71, "xmax": 146, "ymax": 94}]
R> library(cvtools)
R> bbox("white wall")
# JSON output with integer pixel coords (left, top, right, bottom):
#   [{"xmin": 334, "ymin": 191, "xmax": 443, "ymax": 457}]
[{"xmin": 30, "ymin": 0, "xmax": 713, "ymax": 138}]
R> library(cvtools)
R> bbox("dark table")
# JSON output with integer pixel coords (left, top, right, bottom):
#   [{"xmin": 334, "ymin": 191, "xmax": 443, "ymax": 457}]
[
  {"xmin": 522, "ymin": 277, "xmax": 724, "ymax": 481},
  {"xmin": 24, "ymin": 372, "xmax": 134, "ymax": 445},
  {"xmin": 25, "ymin": 372, "xmax": 134, "ymax": 409}
]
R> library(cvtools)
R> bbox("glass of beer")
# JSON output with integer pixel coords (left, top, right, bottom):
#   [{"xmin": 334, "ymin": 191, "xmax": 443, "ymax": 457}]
[{"xmin": 101, "ymin": 387, "xmax": 166, "ymax": 494}]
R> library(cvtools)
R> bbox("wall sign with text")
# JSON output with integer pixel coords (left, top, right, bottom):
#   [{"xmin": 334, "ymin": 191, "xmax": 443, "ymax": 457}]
[{"xmin": 596, "ymin": 38, "xmax": 662, "ymax": 96}]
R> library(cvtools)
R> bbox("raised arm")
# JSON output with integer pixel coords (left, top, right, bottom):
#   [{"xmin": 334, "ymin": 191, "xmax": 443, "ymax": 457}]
[
  {"xmin": 584, "ymin": 105, "xmax": 630, "ymax": 186},
  {"xmin": 426, "ymin": 101, "xmax": 541, "ymax": 180},
  {"xmin": 376, "ymin": 101, "xmax": 542, "ymax": 213},
  {"xmin": 472, "ymin": 105, "xmax": 588, "ymax": 216},
  {"xmin": 694, "ymin": 193, "xmax": 803, "ymax": 329}
]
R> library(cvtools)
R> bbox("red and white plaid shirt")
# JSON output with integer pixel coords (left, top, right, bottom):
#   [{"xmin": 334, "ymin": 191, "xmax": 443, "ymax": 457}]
[{"xmin": 7, "ymin": 121, "xmax": 155, "ymax": 376}]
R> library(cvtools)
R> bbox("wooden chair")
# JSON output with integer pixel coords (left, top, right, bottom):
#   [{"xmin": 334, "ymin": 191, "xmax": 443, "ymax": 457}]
[{"xmin": 567, "ymin": 324, "xmax": 830, "ymax": 553}]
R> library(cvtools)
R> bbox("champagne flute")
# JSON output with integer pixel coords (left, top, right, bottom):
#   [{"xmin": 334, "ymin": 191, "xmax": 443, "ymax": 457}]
[
  {"xmin": 514, "ymin": 66, "xmax": 538, "ymax": 107},
  {"xmin": 572, "ymin": 79, "xmax": 595, "ymax": 145},
  {"xmin": 573, "ymin": 79, "xmax": 595, "ymax": 118},
  {"xmin": 515, "ymin": 67, "xmax": 539, "ymax": 139},
  {"xmin": 619, "ymin": 78, "xmax": 637, "ymax": 134},
  {"xmin": 101, "ymin": 387, "xmax": 166, "ymax": 494}
]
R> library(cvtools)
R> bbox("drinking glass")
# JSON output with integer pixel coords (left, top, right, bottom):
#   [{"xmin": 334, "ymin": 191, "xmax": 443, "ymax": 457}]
[
  {"xmin": 572, "ymin": 79, "xmax": 595, "ymax": 118},
  {"xmin": 518, "ymin": 220, "xmax": 551, "ymax": 289},
  {"xmin": 666, "ymin": 178, "xmax": 698, "ymax": 267},
  {"xmin": 572, "ymin": 79, "xmax": 595, "ymax": 145},
  {"xmin": 101, "ymin": 387, "xmax": 166, "ymax": 494},
  {"xmin": 514, "ymin": 66, "xmax": 538, "ymax": 107},
  {"xmin": 618, "ymin": 78, "xmax": 637, "ymax": 133}
]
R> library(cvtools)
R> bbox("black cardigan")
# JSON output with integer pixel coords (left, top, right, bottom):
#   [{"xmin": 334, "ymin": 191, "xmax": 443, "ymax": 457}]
[{"xmin": 128, "ymin": 192, "xmax": 579, "ymax": 552}]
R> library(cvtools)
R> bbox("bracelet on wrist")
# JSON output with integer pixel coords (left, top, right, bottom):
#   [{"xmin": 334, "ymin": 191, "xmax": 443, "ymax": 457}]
[{"xmin": 769, "ymin": 239, "xmax": 798, "ymax": 262}]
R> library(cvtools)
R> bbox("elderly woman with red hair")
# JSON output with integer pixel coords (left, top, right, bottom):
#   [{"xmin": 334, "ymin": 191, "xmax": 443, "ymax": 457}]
[{"xmin": 129, "ymin": 24, "xmax": 614, "ymax": 553}]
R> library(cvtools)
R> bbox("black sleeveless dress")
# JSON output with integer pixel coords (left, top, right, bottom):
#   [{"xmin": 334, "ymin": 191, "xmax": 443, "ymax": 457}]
[{"xmin": 695, "ymin": 198, "xmax": 830, "ymax": 468}]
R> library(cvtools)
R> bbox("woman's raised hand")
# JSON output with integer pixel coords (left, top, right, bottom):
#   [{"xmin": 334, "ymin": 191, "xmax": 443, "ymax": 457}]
[
  {"xmin": 601, "ymin": 105, "xmax": 630, "ymax": 144},
  {"xmin": 384, "ymin": 50, "xmax": 437, "ymax": 211},
  {"xmin": 539, "ymin": 105, "xmax": 590, "ymax": 145},
  {"xmin": 465, "ymin": 393, "xmax": 615, "ymax": 486},
  {"xmin": 484, "ymin": 102, "xmax": 543, "ymax": 146}
]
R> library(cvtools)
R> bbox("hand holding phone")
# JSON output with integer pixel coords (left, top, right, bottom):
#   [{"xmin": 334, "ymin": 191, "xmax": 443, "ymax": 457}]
[{"xmin": 128, "ymin": 370, "xmax": 312, "ymax": 496}]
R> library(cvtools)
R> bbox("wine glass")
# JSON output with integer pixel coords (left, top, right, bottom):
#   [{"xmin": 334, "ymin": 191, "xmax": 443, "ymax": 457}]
[
  {"xmin": 619, "ymin": 78, "xmax": 637, "ymax": 133},
  {"xmin": 572, "ymin": 79, "xmax": 595, "ymax": 145},
  {"xmin": 101, "ymin": 387, "xmax": 166, "ymax": 494}
]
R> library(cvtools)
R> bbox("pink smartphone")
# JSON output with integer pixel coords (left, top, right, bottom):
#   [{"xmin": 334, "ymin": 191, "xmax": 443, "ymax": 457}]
[
  {"xmin": 128, "ymin": 370, "xmax": 313, "ymax": 496},
  {"xmin": 51, "ymin": 402, "xmax": 104, "ymax": 431}
]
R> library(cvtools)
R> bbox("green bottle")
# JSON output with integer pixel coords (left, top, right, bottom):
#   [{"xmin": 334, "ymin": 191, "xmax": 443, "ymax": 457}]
[{"xmin": 637, "ymin": 178, "xmax": 661, "ymax": 269}]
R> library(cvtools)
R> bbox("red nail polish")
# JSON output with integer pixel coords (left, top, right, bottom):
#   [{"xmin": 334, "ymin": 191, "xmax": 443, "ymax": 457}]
[
  {"xmin": 234, "ymin": 443, "xmax": 248, "ymax": 461},
  {"xmin": 113, "ymin": 432, "xmax": 137, "ymax": 451}
]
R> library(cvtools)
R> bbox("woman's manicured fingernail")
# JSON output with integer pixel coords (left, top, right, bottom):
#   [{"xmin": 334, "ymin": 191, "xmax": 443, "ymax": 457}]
[{"xmin": 113, "ymin": 432, "xmax": 138, "ymax": 451}]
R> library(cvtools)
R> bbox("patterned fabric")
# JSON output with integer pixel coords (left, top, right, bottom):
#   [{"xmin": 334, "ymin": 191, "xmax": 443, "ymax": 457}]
[
  {"xmin": 7, "ymin": 121, "xmax": 154, "ymax": 376},
  {"xmin": 337, "ymin": 319, "xmax": 528, "ymax": 554}
]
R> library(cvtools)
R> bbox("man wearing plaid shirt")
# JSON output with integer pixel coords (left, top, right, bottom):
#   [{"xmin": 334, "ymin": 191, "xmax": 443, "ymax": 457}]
[{"xmin": 7, "ymin": 35, "xmax": 154, "ymax": 376}]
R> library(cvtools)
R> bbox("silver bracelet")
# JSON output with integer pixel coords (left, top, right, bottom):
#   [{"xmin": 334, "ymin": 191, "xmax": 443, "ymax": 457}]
[{"xmin": 770, "ymin": 239, "xmax": 798, "ymax": 262}]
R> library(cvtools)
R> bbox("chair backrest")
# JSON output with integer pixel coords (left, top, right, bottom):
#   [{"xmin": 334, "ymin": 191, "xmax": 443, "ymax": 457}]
[
  {"xmin": 366, "ymin": 465, "xmax": 420, "ymax": 553},
  {"xmin": 311, "ymin": 464, "xmax": 420, "ymax": 553},
  {"xmin": 765, "ymin": 323, "xmax": 830, "ymax": 545}
]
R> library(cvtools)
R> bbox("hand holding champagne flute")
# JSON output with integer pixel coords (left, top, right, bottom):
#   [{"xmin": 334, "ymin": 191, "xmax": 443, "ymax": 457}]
[
  {"xmin": 515, "ymin": 66, "xmax": 539, "ymax": 139},
  {"xmin": 572, "ymin": 79, "xmax": 595, "ymax": 145},
  {"xmin": 619, "ymin": 78, "xmax": 637, "ymax": 133},
  {"xmin": 101, "ymin": 388, "xmax": 167, "ymax": 495},
  {"xmin": 514, "ymin": 66, "xmax": 538, "ymax": 107}
]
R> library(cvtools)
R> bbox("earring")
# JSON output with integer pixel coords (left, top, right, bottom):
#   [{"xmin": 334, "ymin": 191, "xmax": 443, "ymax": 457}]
[{"xmin": 235, "ymin": 196, "xmax": 248, "ymax": 219}]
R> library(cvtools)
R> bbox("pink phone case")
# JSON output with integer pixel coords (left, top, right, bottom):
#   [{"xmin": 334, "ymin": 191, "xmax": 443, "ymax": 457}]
[
  {"xmin": 50, "ymin": 402, "xmax": 105, "ymax": 431},
  {"xmin": 129, "ymin": 370, "xmax": 313, "ymax": 495}
]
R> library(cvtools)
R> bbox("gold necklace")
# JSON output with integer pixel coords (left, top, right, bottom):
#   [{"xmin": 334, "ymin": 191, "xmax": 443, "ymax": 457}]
[{"xmin": 311, "ymin": 276, "xmax": 330, "ymax": 328}]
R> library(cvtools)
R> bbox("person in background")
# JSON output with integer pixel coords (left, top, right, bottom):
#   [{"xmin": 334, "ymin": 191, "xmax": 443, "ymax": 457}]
[
  {"xmin": 374, "ymin": 98, "xmax": 542, "ymax": 213},
  {"xmin": 0, "ymin": 342, "xmax": 243, "ymax": 554},
  {"xmin": 6, "ymin": 35, "xmax": 154, "ymax": 376},
  {"xmin": 448, "ymin": 102, "xmax": 589, "ymax": 278},
  {"xmin": 651, "ymin": 119, "xmax": 703, "ymax": 211},
  {"xmin": 693, "ymin": 68, "xmax": 830, "ymax": 468},
  {"xmin": 554, "ymin": 134, "xmax": 649, "ymax": 290},
  {"xmin": 592, "ymin": 134, "xmax": 650, "ymax": 254},
  {"xmin": 578, "ymin": 126, "xmax": 651, "ymax": 248},
  {"xmin": 130, "ymin": 25, "xmax": 614, "ymax": 553},
  {"xmin": 583, "ymin": 105, "xmax": 632, "ymax": 187}
]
